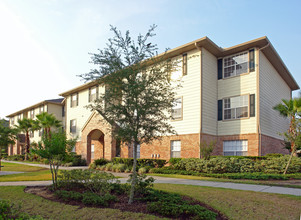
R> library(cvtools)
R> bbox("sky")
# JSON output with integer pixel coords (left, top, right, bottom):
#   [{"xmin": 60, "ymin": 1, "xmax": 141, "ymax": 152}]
[{"xmin": 0, "ymin": 0, "xmax": 300, "ymax": 119}]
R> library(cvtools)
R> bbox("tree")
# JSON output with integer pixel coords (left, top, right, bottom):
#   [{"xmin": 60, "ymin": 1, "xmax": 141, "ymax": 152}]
[
  {"xmin": 0, "ymin": 119, "xmax": 18, "ymax": 171},
  {"xmin": 15, "ymin": 118, "xmax": 39, "ymax": 160},
  {"xmin": 32, "ymin": 131, "xmax": 76, "ymax": 190},
  {"xmin": 79, "ymin": 25, "xmax": 178, "ymax": 204},
  {"xmin": 36, "ymin": 112, "xmax": 62, "ymax": 139},
  {"xmin": 273, "ymin": 97, "xmax": 301, "ymax": 174}
]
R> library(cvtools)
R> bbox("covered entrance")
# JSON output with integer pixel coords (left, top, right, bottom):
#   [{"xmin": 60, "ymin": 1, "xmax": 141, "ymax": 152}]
[{"xmin": 87, "ymin": 129, "xmax": 105, "ymax": 164}]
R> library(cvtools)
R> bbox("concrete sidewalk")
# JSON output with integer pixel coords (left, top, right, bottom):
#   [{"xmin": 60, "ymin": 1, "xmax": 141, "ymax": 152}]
[{"xmin": 1, "ymin": 160, "xmax": 300, "ymax": 196}]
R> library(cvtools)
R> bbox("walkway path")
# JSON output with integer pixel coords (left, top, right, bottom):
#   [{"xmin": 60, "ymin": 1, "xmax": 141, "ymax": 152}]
[{"xmin": 1, "ymin": 161, "xmax": 300, "ymax": 196}]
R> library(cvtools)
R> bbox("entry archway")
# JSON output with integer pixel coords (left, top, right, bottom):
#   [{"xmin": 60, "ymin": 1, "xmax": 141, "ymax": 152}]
[{"xmin": 87, "ymin": 129, "xmax": 105, "ymax": 164}]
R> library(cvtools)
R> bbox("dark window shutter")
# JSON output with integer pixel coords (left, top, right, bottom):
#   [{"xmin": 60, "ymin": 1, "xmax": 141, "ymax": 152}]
[
  {"xmin": 96, "ymin": 85, "xmax": 99, "ymax": 99},
  {"xmin": 76, "ymin": 93, "xmax": 79, "ymax": 106},
  {"xmin": 250, "ymin": 94, "xmax": 255, "ymax": 117},
  {"xmin": 88, "ymin": 88, "xmax": 91, "ymax": 102},
  {"xmin": 70, "ymin": 95, "xmax": 72, "ymax": 108},
  {"xmin": 218, "ymin": 59, "xmax": 223, "ymax": 80},
  {"xmin": 249, "ymin": 49, "xmax": 255, "ymax": 72},
  {"xmin": 218, "ymin": 99, "xmax": 223, "ymax": 121}
]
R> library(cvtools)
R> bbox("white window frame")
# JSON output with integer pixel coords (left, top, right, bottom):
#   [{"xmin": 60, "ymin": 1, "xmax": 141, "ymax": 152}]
[
  {"xmin": 171, "ymin": 140, "xmax": 181, "ymax": 158},
  {"xmin": 70, "ymin": 119, "xmax": 76, "ymax": 133},
  {"xmin": 71, "ymin": 93, "xmax": 78, "ymax": 107},
  {"xmin": 89, "ymin": 86, "xmax": 97, "ymax": 102},
  {"xmin": 172, "ymin": 97, "xmax": 182, "ymax": 120},
  {"xmin": 223, "ymin": 140, "xmax": 248, "ymax": 156},
  {"xmin": 223, "ymin": 51, "xmax": 249, "ymax": 78},
  {"xmin": 223, "ymin": 95, "xmax": 249, "ymax": 120}
]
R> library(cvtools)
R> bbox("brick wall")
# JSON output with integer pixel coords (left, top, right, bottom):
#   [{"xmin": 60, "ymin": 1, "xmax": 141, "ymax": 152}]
[{"xmin": 261, "ymin": 134, "xmax": 289, "ymax": 155}]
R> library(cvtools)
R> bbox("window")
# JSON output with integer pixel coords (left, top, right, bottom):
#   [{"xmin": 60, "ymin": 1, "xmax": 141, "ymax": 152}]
[
  {"xmin": 18, "ymin": 115, "xmax": 21, "ymax": 120},
  {"xmin": 30, "ymin": 131, "xmax": 34, "ymax": 138},
  {"xmin": 70, "ymin": 119, "xmax": 76, "ymax": 133},
  {"xmin": 172, "ymin": 97, "xmax": 182, "ymax": 119},
  {"xmin": 62, "ymin": 106, "xmax": 65, "ymax": 117},
  {"xmin": 223, "ymin": 140, "xmax": 248, "ymax": 156},
  {"xmin": 182, "ymin": 54, "xmax": 187, "ymax": 75},
  {"xmin": 89, "ymin": 86, "xmax": 98, "ymax": 102},
  {"xmin": 224, "ymin": 95, "xmax": 248, "ymax": 120},
  {"xmin": 71, "ymin": 93, "xmax": 78, "ymax": 107},
  {"xmin": 224, "ymin": 52, "xmax": 248, "ymax": 78},
  {"xmin": 10, "ymin": 118, "xmax": 14, "ymax": 125},
  {"xmin": 91, "ymin": 144, "xmax": 95, "ymax": 160},
  {"xmin": 30, "ymin": 110, "xmax": 35, "ymax": 119},
  {"xmin": 171, "ymin": 140, "xmax": 181, "ymax": 158},
  {"xmin": 39, "ymin": 106, "xmax": 44, "ymax": 113}
]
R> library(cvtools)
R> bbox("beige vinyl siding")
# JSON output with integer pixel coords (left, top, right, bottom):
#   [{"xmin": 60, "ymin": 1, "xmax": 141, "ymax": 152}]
[
  {"xmin": 47, "ymin": 104, "xmax": 63, "ymax": 122},
  {"xmin": 201, "ymin": 48, "xmax": 217, "ymax": 135},
  {"xmin": 217, "ymin": 50, "xmax": 258, "ymax": 135},
  {"xmin": 170, "ymin": 49, "xmax": 201, "ymax": 135},
  {"xmin": 259, "ymin": 51, "xmax": 290, "ymax": 139},
  {"xmin": 65, "ymin": 85, "xmax": 105, "ymax": 140}
]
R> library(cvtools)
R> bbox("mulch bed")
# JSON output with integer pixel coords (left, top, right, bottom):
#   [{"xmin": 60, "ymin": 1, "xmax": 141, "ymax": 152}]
[{"xmin": 25, "ymin": 186, "xmax": 228, "ymax": 220}]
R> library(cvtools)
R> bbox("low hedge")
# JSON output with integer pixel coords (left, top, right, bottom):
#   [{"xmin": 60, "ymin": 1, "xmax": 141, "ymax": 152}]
[
  {"xmin": 112, "ymin": 158, "xmax": 166, "ymax": 168},
  {"xmin": 170, "ymin": 156, "xmax": 301, "ymax": 174}
]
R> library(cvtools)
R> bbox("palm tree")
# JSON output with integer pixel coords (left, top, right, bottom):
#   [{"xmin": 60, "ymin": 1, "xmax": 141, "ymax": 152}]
[
  {"xmin": 36, "ymin": 112, "xmax": 62, "ymax": 139},
  {"xmin": 15, "ymin": 118, "xmax": 39, "ymax": 159},
  {"xmin": 273, "ymin": 97, "xmax": 301, "ymax": 174}
]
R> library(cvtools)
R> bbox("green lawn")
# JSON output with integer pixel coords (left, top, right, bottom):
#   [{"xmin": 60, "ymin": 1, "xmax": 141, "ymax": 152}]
[
  {"xmin": 0, "ymin": 162, "xmax": 52, "ymax": 182},
  {"xmin": 154, "ymin": 184, "xmax": 301, "ymax": 220}
]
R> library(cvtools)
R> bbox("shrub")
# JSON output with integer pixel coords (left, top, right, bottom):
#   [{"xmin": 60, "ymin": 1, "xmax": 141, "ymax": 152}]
[
  {"xmin": 168, "ymin": 158, "xmax": 182, "ymax": 167},
  {"xmin": 112, "ymin": 158, "xmax": 166, "ymax": 169},
  {"xmin": 82, "ymin": 192, "xmax": 117, "ymax": 207},
  {"xmin": 116, "ymin": 163, "xmax": 126, "ymax": 172},
  {"xmin": 55, "ymin": 190, "xmax": 83, "ymax": 202},
  {"xmin": 265, "ymin": 153, "xmax": 283, "ymax": 157},
  {"xmin": 138, "ymin": 167, "xmax": 147, "ymax": 174},
  {"xmin": 58, "ymin": 169, "xmax": 118, "ymax": 194},
  {"xmin": 94, "ymin": 158, "xmax": 109, "ymax": 166},
  {"xmin": 199, "ymin": 141, "xmax": 215, "ymax": 160},
  {"xmin": 127, "ymin": 174, "xmax": 154, "ymax": 196},
  {"xmin": 105, "ymin": 163, "xmax": 113, "ymax": 171}
]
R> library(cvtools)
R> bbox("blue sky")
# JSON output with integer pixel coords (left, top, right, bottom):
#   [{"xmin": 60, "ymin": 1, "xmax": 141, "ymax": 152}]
[{"xmin": 0, "ymin": 0, "xmax": 300, "ymax": 118}]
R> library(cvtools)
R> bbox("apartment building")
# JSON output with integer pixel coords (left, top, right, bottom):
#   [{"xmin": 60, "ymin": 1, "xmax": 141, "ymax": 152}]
[
  {"xmin": 56, "ymin": 36, "xmax": 299, "ymax": 163},
  {"xmin": 7, "ymin": 36, "xmax": 299, "ymax": 164},
  {"xmin": 6, "ymin": 98, "xmax": 64, "ymax": 155}
]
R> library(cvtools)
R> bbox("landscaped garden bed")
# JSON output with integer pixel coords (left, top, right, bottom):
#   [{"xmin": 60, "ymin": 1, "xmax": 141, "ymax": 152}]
[{"xmin": 23, "ymin": 169, "xmax": 226, "ymax": 220}]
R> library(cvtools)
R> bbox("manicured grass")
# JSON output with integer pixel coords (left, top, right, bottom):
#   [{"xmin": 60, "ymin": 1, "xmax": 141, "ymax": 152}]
[
  {"xmin": 0, "ymin": 186, "xmax": 164, "ymax": 220},
  {"xmin": 0, "ymin": 162, "xmax": 52, "ymax": 182},
  {"xmin": 1, "ymin": 162, "xmax": 48, "ymax": 172},
  {"xmin": 149, "ymin": 173, "xmax": 301, "ymax": 188},
  {"xmin": 154, "ymin": 184, "xmax": 301, "ymax": 220}
]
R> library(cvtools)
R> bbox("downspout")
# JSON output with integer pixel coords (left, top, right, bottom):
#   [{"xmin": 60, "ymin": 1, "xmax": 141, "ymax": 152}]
[
  {"xmin": 195, "ymin": 43, "xmax": 203, "ymax": 157},
  {"xmin": 257, "ymin": 43, "xmax": 270, "ymax": 155}
]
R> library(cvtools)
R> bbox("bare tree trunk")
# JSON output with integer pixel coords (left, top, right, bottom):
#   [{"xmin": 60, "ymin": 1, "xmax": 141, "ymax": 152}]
[
  {"xmin": 128, "ymin": 141, "xmax": 137, "ymax": 204},
  {"xmin": 25, "ymin": 131, "xmax": 30, "ymax": 160},
  {"xmin": 283, "ymin": 148, "xmax": 295, "ymax": 175}
]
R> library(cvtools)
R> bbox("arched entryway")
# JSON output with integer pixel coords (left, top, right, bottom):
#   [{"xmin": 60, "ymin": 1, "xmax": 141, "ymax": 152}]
[{"xmin": 87, "ymin": 129, "xmax": 105, "ymax": 164}]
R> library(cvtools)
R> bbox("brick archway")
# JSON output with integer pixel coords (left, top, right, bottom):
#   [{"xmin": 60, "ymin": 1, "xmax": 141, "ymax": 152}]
[
  {"xmin": 87, "ymin": 129, "xmax": 105, "ymax": 164},
  {"xmin": 80, "ymin": 112, "xmax": 116, "ymax": 163}
]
